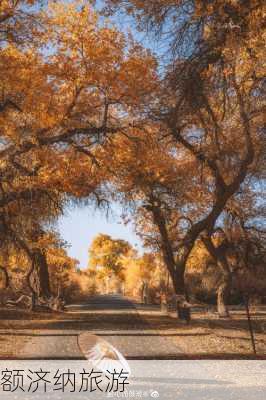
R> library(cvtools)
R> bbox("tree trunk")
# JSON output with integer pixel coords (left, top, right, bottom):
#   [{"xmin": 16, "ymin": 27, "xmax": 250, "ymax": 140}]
[
  {"xmin": 26, "ymin": 258, "xmax": 37, "ymax": 311},
  {"xmin": 161, "ymin": 243, "xmax": 191, "ymax": 321},
  {"xmin": 202, "ymin": 234, "xmax": 232, "ymax": 317},
  {"xmin": 0, "ymin": 265, "xmax": 10, "ymax": 289},
  {"xmin": 150, "ymin": 204, "xmax": 191, "ymax": 321},
  {"xmin": 173, "ymin": 270, "xmax": 191, "ymax": 323},
  {"xmin": 30, "ymin": 249, "xmax": 51, "ymax": 300},
  {"xmin": 217, "ymin": 275, "xmax": 231, "ymax": 318},
  {"xmin": 244, "ymin": 294, "xmax": 256, "ymax": 354}
]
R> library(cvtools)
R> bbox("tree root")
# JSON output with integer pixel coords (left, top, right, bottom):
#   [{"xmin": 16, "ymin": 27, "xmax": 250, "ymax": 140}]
[{"xmin": 5, "ymin": 294, "xmax": 65, "ymax": 311}]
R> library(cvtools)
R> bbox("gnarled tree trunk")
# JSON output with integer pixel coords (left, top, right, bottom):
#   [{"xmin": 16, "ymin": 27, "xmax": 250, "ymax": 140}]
[
  {"xmin": 30, "ymin": 249, "xmax": 51, "ymax": 300},
  {"xmin": 25, "ymin": 249, "xmax": 51, "ymax": 310},
  {"xmin": 149, "ymin": 203, "xmax": 191, "ymax": 322}
]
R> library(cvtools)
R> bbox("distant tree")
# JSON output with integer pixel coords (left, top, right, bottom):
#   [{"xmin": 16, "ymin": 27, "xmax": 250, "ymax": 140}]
[
  {"xmin": 123, "ymin": 252, "xmax": 166, "ymax": 303},
  {"xmin": 89, "ymin": 234, "xmax": 132, "ymax": 292}
]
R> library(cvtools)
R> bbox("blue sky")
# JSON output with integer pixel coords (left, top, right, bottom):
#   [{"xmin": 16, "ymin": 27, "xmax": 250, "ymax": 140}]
[{"xmin": 57, "ymin": 205, "xmax": 143, "ymax": 269}]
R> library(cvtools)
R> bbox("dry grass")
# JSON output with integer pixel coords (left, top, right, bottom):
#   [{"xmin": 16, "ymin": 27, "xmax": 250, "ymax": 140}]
[{"xmin": 0, "ymin": 307, "xmax": 265, "ymax": 357}]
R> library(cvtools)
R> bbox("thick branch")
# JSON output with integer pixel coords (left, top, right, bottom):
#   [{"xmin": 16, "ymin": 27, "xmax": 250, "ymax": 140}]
[
  {"xmin": 0, "ymin": 99, "xmax": 22, "ymax": 113},
  {"xmin": 171, "ymin": 127, "xmax": 226, "ymax": 192}
]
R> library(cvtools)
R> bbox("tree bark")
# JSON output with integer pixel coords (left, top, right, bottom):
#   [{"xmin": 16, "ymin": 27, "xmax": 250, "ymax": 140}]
[
  {"xmin": 217, "ymin": 273, "xmax": 232, "ymax": 318},
  {"xmin": 0, "ymin": 265, "xmax": 10, "ymax": 289},
  {"xmin": 202, "ymin": 234, "xmax": 232, "ymax": 317},
  {"xmin": 149, "ymin": 204, "xmax": 185, "ymax": 293},
  {"xmin": 149, "ymin": 203, "xmax": 191, "ymax": 321},
  {"xmin": 5, "ymin": 228, "xmax": 51, "ymax": 308},
  {"xmin": 30, "ymin": 249, "xmax": 51, "ymax": 299}
]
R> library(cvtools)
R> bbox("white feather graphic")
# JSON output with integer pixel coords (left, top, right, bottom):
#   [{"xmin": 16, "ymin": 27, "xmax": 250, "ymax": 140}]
[{"xmin": 78, "ymin": 333, "xmax": 131, "ymax": 376}]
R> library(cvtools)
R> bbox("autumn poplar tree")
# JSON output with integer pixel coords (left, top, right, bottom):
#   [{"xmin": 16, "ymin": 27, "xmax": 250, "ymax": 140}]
[
  {"xmin": 104, "ymin": 0, "xmax": 265, "ymax": 316},
  {"xmin": 99, "ymin": 127, "xmax": 206, "ymax": 317},
  {"xmin": 0, "ymin": 1, "xmax": 157, "ymax": 307}
]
